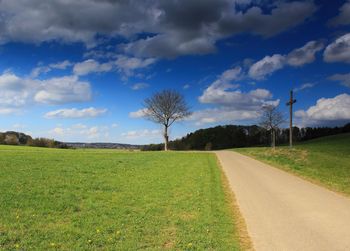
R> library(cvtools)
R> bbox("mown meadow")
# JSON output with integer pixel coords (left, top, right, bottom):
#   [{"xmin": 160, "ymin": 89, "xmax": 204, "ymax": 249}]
[
  {"xmin": 0, "ymin": 146, "xmax": 246, "ymax": 250},
  {"xmin": 235, "ymin": 133, "xmax": 350, "ymax": 195}
]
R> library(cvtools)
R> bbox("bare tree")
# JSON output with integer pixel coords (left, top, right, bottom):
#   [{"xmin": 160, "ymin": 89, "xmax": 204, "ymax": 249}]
[
  {"xmin": 143, "ymin": 89, "xmax": 191, "ymax": 151},
  {"xmin": 259, "ymin": 105, "xmax": 284, "ymax": 149}
]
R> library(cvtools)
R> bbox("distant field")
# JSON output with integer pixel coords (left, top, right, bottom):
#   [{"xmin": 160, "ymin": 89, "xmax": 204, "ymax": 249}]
[
  {"xmin": 0, "ymin": 145, "xmax": 244, "ymax": 250},
  {"xmin": 234, "ymin": 133, "xmax": 350, "ymax": 195}
]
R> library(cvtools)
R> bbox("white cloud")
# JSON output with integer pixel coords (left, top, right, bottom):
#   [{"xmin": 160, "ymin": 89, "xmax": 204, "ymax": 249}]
[
  {"xmin": 0, "ymin": 72, "xmax": 34, "ymax": 108},
  {"xmin": 129, "ymin": 108, "xmax": 148, "ymax": 118},
  {"xmin": 197, "ymin": 65, "xmax": 279, "ymax": 125},
  {"xmin": 72, "ymin": 56, "xmax": 156, "ymax": 78},
  {"xmin": 115, "ymin": 55, "xmax": 156, "ymax": 76},
  {"xmin": 287, "ymin": 40, "xmax": 324, "ymax": 66},
  {"xmin": 131, "ymin": 83, "xmax": 149, "ymax": 90},
  {"xmin": 328, "ymin": 73, "xmax": 350, "ymax": 88},
  {"xmin": 12, "ymin": 123, "xmax": 25, "ymax": 128},
  {"xmin": 34, "ymin": 76, "xmax": 91, "ymax": 104},
  {"xmin": 248, "ymin": 40, "xmax": 324, "ymax": 80},
  {"xmin": 30, "ymin": 66, "xmax": 51, "ymax": 78},
  {"xmin": 295, "ymin": 94, "xmax": 350, "ymax": 126},
  {"xmin": 199, "ymin": 77, "xmax": 276, "ymax": 108},
  {"xmin": 31, "ymin": 60, "xmax": 72, "ymax": 78},
  {"xmin": 73, "ymin": 59, "xmax": 113, "ymax": 76},
  {"xmin": 183, "ymin": 84, "xmax": 190, "ymax": 89},
  {"xmin": 329, "ymin": 1, "xmax": 350, "ymax": 26},
  {"xmin": 49, "ymin": 124, "xmax": 110, "ymax": 141},
  {"xmin": 0, "ymin": 72, "xmax": 92, "ymax": 113},
  {"xmin": 45, "ymin": 107, "xmax": 107, "ymax": 119},
  {"xmin": 220, "ymin": 66, "xmax": 243, "ymax": 82},
  {"xmin": 324, "ymin": 33, "xmax": 350, "ymax": 63},
  {"xmin": 49, "ymin": 60, "xmax": 72, "ymax": 70},
  {"xmin": 249, "ymin": 89, "xmax": 272, "ymax": 99},
  {"xmin": 189, "ymin": 107, "xmax": 261, "ymax": 126},
  {"xmin": 198, "ymin": 66, "xmax": 242, "ymax": 104},
  {"xmin": 248, "ymin": 54, "xmax": 285, "ymax": 80},
  {"xmin": 294, "ymin": 83, "xmax": 315, "ymax": 92},
  {"xmin": 121, "ymin": 129, "xmax": 161, "ymax": 139},
  {"xmin": 0, "ymin": 108, "xmax": 18, "ymax": 114}
]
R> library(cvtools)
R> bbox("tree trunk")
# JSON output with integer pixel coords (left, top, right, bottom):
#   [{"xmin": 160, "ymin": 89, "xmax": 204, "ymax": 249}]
[
  {"xmin": 272, "ymin": 129, "xmax": 276, "ymax": 149},
  {"xmin": 164, "ymin": 125, "xmax": 169, "ymax": 151}
]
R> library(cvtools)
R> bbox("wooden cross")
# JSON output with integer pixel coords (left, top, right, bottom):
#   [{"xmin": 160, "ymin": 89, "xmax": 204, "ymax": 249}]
[{"xmin": 286, "ymin": 90, "xmax": 297, "ymax": 147}]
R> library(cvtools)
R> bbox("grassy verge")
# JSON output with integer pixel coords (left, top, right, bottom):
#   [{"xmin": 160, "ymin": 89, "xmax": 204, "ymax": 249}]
[
  {"xmin": 216, "ymin": 157, "xmax": 253, "ymax": 251},
  {"xmin": 234, "ymin": 133, "xmax": 350, "ymax": 195},
  {"xmin": 0, "ymin": 145, "xmax": 244, "ymax": 250}
]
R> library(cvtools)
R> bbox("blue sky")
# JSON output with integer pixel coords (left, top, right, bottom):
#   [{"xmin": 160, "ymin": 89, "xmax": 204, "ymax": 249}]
[{"xmin": 0, "ymin": 0, "xmax": 349, "ymax": 144}]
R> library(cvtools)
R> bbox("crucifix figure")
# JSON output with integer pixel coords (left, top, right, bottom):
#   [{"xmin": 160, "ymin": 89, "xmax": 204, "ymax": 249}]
[{"xmin": 286, "ymin": 90, "xmax": 297, "ymax": 148}]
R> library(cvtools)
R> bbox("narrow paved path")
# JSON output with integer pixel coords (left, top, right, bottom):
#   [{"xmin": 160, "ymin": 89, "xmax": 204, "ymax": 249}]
[{"xmin": 216, "ymin": 150, "xmax": 350, "ymax": 251}]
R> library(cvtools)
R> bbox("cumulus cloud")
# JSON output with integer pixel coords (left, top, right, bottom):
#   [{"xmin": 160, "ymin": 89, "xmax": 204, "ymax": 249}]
[
  {"xmin": 329, "ymin": 1, "xmax": 350, "ymax": 26},
  {"xmin": 0, "ymin": 0, "xmax": 156, "ymax": 46},
  {"xmin": 324, "ymin": 33, "xmax": 350, "ymax": 63},
  {"xmin": 123, "ymin": 1, "xmax": 316, "ymax": 58},
  {"xmin": 0, "ymin": 72, "xmax": 92, "ymax": 112},
  {"xmin": 199, "ymin": 65, "xmax": 277, "ymax": 107},
  {"xmin": 73, "ymin": 59, "xmax": 113, "ymax": 76},
  {"xmin": 196, "ymin": 65, "xmax": 279, "ymax": 125},
  {"xmin": 121, "ymin": 129, "xmax": 161, "ymax": 139},
  {"xmin": 328, "ymin": 73, "xmax": 350, "ymax": 88},
  {"xmin": 31, "ymin": 60, "xmax": 72, "ymax": 78},
  {"xmin": 0, "ymin": 1, "xmax": 316, "ymax": 58},
  {"xmin": 287, "ymin": 40, "xmax": 324, "ymax": 66},
  {"xmin": 248, "ymin": 54, "xmax": 285, "ymax": 80},
  {"xmin": 189, "ymin": 107, "xmax": 261, "ymax": 126},
  {"xmin": 30, "ymin": 66, "xmax": 51, "ymax": 78},
  {"xmin": 131, "ymin": 83, "xmax": 150, "ymax": 90},
  {"xmin": 0, "ymin": 108, "xmax": 18, "ymax": 115},
  {"xmin": 49, "ymin": 123, "xmax": 110, "ymax": 141},
  {"xmin": 294, "ymin": 83, "xmax": 315, "ymax": 92},
  {"xmin": 122, "ymin": 33, "xmax": 217, "ymax": 59},
  {"xmin": 0, "ymin": 72, "xmax": 34, "ymax": 109},
  {"xmin": 34, "ymin": 76, "xmax": 91, "ymax": 104},
  {"xmin": 71, "ymin": 56, "xmax": 156, "ymax": 78},
  {"xmin": 49, "ymin": 60, "xmax": 72, "ymax": 70},
  {"xmin": 295, "ymin": 94, "xmax": 350, "ymax": 126},
  {"xmin": 115, "ymin": 55, "xmax": 156, "ymax": 76},
  {"xmin": 129, "ymin": 108, "xmax": 148, "ymax": 118},
  {"xmin": 248, "ymin": 40, "xmax": 324, "ymax": 80},
  {"xmin": 183, "ymin": 84, "xmax": 190, "ymax": 89},
  {"xmin": 45, "ymin": 107, "xmax": 107, "ymax": 119}
]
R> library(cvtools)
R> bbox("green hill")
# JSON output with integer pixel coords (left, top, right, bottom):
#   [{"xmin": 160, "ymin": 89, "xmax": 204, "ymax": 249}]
[{"xmin": 234, "ymin": 133, "xmax": 350, "ymax": 195}]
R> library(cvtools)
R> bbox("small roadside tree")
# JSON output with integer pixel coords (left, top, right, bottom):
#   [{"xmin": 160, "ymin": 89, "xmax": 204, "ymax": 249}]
[
  {"xmin": 143, "ymin": 89, "xmax": 191, "ymax": 151},
  {"xmin": 259, "ymin": 105, "xmax": 284, "ymax": 149}
]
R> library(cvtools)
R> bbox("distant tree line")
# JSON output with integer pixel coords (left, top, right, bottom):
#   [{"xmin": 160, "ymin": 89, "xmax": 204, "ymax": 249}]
[
  {"xmin": 141, "ymin": 123, "xmax": 350, "ymax": 151},
  {"xmin": 0, "ymin": 131, "xmax": 69, "ymax": 148}
]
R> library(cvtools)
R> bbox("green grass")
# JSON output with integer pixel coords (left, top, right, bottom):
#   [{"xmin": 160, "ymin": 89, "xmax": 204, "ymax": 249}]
[
  {"xmin": 0, "ymin": 145, "xmax": 243, "ymax": 250},
  {"xmin": 234, "ymin": 133, "xmax": 350, "ymax": 195}
]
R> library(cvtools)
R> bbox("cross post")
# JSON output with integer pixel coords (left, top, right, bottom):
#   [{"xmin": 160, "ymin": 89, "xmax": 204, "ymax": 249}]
[{"xmin": 286, "ymin": 90, "xmax": 297, "ymax": 148}]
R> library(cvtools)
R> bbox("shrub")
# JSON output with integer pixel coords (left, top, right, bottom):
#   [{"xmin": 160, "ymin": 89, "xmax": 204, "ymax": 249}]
[{"xmin": 5, "ymin": 134, "xmax": 19, "ymax": 145}]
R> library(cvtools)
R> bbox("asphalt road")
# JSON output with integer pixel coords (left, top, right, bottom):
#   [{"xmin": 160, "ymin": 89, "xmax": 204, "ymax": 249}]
[{"xmin": 216, "ymin": 150, "xmax": 350, "ymax": 251}]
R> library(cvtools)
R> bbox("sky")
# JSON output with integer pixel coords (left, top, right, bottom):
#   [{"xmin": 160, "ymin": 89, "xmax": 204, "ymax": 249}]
[{"xmin": 0, "ymin": 0, "xmax": 349, "ymax": 144}]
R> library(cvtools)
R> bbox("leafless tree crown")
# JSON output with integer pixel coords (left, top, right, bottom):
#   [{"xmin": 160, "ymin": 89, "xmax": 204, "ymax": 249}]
[
  {"xmin": 144, "ymin": 89, "xmax": 192, "ymax": 127},
  {"xmin": 259, "ymin": 105, "xmax": 285, "ymax": 130}
]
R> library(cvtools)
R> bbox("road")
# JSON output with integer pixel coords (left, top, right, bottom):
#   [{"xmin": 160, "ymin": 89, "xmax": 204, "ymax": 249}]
[{"xmin": 216, "ymin": 150, "xmax": 350, "ymax": 251}]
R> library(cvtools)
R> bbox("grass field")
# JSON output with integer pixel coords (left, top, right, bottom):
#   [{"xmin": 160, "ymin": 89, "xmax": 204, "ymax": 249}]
[
  {"xmin": 0, "ymin": 145, "xmax": 245, "ymax": 250},
  {"xmin": 234, "ymin": 133, "xmax": 350, "ymax": 195}
]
